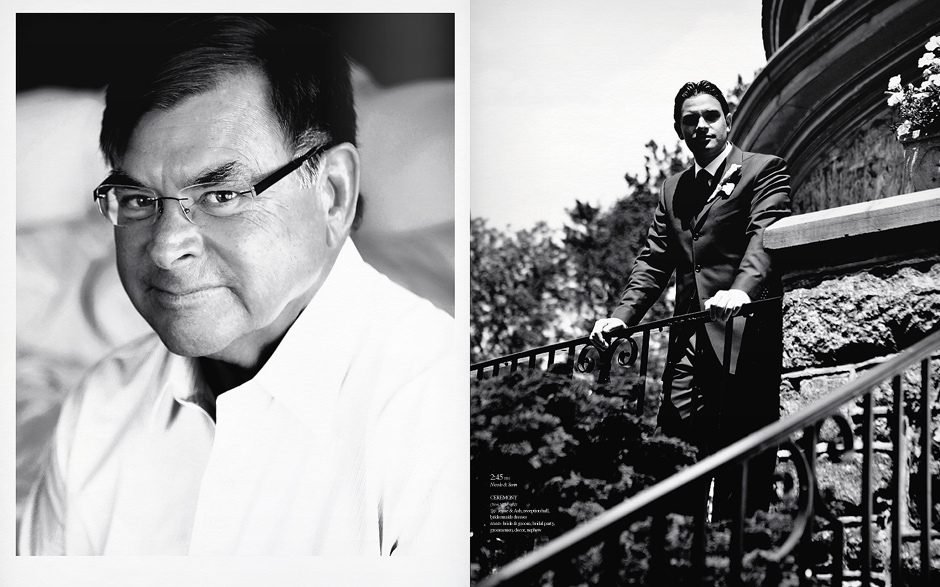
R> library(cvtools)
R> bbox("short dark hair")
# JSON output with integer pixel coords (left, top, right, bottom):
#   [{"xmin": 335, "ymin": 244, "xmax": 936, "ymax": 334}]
[
  {"xmin": 673, "ymin": 80, "xmax": 730, "ymax": 124},
  {"xmin": 100, "ymin": 15, "xmax": 356, "ymax": 166},
  {"xmin": 99, "ymin": 15, "xmax": 360, "ymax": 226}
]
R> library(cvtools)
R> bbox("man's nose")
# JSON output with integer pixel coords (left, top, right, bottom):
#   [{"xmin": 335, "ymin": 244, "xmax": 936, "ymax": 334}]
[{"xmin": 147, "ymin": 198, "xmax": 203, "ymax": 270}]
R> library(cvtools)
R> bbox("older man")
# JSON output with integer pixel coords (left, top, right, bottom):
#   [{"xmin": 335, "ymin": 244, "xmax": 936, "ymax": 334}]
[
  {"xmin": 19, "ymin": 16, "xmax": 459, "ymax": 556},
  {"xmin": 591, "ymin": 80, "xmax": 791, "ymax": 514}
]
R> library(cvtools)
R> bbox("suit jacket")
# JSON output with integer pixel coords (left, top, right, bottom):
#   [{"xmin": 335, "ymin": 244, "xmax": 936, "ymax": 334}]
[{"xmin": 611, "ymin": 145, "xmax": 791, "ymax": 374}]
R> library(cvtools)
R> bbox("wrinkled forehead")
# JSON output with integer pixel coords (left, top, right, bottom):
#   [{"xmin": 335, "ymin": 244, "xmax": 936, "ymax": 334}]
[{"xmin": 120, "ymin": 71, "xmax": 289, "ymax": 185}]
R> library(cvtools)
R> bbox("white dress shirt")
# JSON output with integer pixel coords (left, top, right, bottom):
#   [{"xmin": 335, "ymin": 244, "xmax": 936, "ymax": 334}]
[
  {"xmin": 19, "ymin": 241, "xmax": 462, "ymax": 556},
  {"xmin": 693, "ymin": 141, "xmax": 733, "ymax": 180}
]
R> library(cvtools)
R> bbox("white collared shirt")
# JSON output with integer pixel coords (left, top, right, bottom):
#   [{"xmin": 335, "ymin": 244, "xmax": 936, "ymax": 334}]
[
  {"xmin": 694, "ymin": 141, "xmax": 733, "ymax": 179},
  {"xmin": 19, "ymin": 242, "xmax": 463, "ymax": 556}
]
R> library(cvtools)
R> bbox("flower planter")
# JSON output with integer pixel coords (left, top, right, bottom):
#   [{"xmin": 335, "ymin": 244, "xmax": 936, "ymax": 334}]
[
  {"xmin": 887, "ymin": 34, "xmax": 940, "ymax": 193},
  {"xmin": 900, "ymin": 130, "xmax": 940, "ymax": 194}
]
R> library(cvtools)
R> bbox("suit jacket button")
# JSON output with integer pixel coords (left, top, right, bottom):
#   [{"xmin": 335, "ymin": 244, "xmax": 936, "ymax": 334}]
[
  {"xmin": 695, "ymin": 264, "xmax": 702, "ymax": 272},
  {"xmin": 692, "ymin": 233, "xmax": 700, "ymax": 240}
]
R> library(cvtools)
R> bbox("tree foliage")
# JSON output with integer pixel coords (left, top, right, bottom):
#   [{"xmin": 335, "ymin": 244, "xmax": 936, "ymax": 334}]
[
  {"xmin": 470, "ymin": 369, "xmax": 699, "ymax": 582},
  {"xmin": 470, "ymin": 140, "xmax": 689, "ymax": 364},
  {"xmin": 562, "ymin": 139, "xmax": 689, "ymax": 329},
  {"xmin": 471, "ymin": 219, "xmax": 574, "ymax": 362},
  {"xmin": 726, "ymin": 73, "xmax": 751, "ymax": 116}
]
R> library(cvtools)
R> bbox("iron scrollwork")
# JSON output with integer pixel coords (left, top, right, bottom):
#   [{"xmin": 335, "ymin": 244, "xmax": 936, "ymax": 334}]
[
  {"xmin": 576, "ymin": 336, "xmax": 639, "ymax": 378},
  {"xmin": 759, "ymin": 413, "xmax": 857, "ymax": 569}
]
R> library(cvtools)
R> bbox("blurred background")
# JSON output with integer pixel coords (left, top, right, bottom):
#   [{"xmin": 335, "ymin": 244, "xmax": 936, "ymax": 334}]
[{"xmin": 17, "ymin": 13, "xmax": 455, "ymax": 90}]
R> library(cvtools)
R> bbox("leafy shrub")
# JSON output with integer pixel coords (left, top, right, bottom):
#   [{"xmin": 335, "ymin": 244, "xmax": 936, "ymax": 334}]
[{"xmin": 472, "ymin": 368, "xmax": 807, "ymax": 586}]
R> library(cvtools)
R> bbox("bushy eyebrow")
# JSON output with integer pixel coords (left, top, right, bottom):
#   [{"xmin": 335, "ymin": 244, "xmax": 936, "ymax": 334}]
[
  {"xmin": 106, "ymin": 161, "xmax": 252, "ymax": 190},
  {"xmin": 104, "ymin": 170, "xmax": 147, "ymax": 187},
  {"xmin": 190, "ymin": 161, "xmax": 251, "ymax": 185}
]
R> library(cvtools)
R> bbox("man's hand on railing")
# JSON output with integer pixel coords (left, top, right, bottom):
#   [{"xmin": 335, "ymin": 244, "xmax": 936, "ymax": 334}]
[
  {"xmin": 704, "ymin": 288, "xmax": 751, "ymax": 323},
  {"xmin": 589, "ymin": 317, "xmax": 627, "ymax": 350}
]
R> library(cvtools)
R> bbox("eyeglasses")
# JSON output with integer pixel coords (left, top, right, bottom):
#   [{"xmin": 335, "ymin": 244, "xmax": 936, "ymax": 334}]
[{"xmin": 93, "ymin": 143, "xmax": 328, "ymax": 227}]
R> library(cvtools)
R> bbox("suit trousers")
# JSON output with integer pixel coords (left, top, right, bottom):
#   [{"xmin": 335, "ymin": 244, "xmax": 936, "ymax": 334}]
[{"xmin": 658, "ymin": 316, "xmax": 779, "ymax": 518}]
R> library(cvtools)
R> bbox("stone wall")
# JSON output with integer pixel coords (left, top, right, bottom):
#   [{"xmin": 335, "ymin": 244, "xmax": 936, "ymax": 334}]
[
  {"xmin": 765, "ymin": 191, "xmax": 940, "ymax": 579},
  {"xmin": 781, "ymin": 262, "xmax": 940, "ymax": 371},
  {"xmin": 792, "ymin": 119, "xmax": 906, "ymax": 215},
  {"xmin": 766, "ymin": 191, "xmax": 940, "ymax": 414}
]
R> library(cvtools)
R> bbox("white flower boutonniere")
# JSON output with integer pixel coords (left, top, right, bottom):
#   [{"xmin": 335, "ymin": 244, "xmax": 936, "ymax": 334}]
[
  {"xmin": 886, "ymin": 33, "xmax": 940, "ymax": 140},
  {"xmin": 706, "ymin": 163, "xmax": 741, "ymax": 204}
]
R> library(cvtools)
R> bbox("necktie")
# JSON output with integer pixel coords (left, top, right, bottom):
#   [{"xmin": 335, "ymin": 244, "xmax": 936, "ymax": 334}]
[{"xmin": 696, "ymin": 169, "xmax": 712, "ymax": 200}]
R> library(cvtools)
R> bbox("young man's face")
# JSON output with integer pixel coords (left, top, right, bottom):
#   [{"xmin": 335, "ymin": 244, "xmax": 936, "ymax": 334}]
[
  {"xmin": 676, "ymin": 94, "xmax": 731, "ymax": 165},
  {"xmin": 113, "ymin": 70, "xmax": 336, "ymax": 368}
]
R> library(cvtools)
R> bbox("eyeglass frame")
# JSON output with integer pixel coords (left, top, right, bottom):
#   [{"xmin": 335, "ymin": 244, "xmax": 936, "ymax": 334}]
[{"xmin": 93, "ymin": 142, "xmax": 329, "ymax": 227}]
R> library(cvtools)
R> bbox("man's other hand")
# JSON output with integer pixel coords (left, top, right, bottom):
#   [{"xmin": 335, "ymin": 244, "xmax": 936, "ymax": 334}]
[
  {"xmin": 590, "ymin": 318, "xmax": 627, "ymax": 350},
  {"xmin": 704, "ymin": 289, "xmax": 751, "ymax": 322}
]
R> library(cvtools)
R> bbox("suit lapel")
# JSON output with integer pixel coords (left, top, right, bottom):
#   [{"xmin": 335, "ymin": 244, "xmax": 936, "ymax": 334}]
[{"xmin": 693, "ymin": 146, "xmax": 744, "ymax": 232}]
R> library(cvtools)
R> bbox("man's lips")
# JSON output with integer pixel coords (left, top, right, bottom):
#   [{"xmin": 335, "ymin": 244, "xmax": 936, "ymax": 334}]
[
  {"xmin": 150, "ymin": 285, "xmax": 217, "ymax": 295},
  {"xmin": 148, "ymin": 284, "xmax": 225, "ymax": 308}
]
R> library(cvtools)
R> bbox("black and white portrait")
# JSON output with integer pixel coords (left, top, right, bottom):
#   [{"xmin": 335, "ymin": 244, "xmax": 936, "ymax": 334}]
[{"xmin": 14, "ymin": 11, "xmax": 466, "ymax": 583}]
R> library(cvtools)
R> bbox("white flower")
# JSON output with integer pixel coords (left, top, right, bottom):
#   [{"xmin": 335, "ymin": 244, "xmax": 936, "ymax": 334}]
[
  {"xmin": 887, "ymin": 91, "xmax": 903, "ymax": 106},
  {"xmin": 919, "ymin": 52, "xmax": 936, "ymax": 68},
  {"xmin": 930, "ymin": 73, "xmax": 940, "ymax": 87},
  {"xmin": 705, "ymin": 164, "xmax": 741, "ymax": 203},
  {"xmin": 888, "ymin": 75, "xmax": 902, "ymax": 91},
  {"xmin": 897, "ymin": 120, "xmax": 912, "ymax": 138},
  {"xmin": 926, "ymin": 35, "xmax": 940, "ymax": 51}
]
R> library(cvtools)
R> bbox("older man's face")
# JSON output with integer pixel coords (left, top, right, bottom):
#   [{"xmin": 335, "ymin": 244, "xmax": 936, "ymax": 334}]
[{"xmin": 114, "ymin": 70, "xmax": 332, "ymax": 367}]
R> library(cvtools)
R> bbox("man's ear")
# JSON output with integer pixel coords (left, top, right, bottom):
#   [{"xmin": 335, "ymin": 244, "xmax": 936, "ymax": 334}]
[
  {"xmin": 317, "ymin": 143, "xmax": 360, "ymax": 248},
  {"xmin": 726, "ymin": 112, "xmax": 733, "ymax": 133},
  {"xmin": 674, "ymin": 122, "xmax": 683, "ymax": 140}
]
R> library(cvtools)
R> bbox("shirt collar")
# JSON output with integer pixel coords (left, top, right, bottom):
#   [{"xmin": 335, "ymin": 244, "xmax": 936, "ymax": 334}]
[
  {"xmin": 249, "ymin": 239, "xmax": 372, "ymax": 433},
  {"xmin": 169, "ymin": 239, "xmax": 373, "ymax": 434},
  {"xmin": 167, "ymin": 346, "xmax": 215, "ymax": 418},
  {"xmin": 694, "ymin": 141, "xmax": 733, "ymax": 178}
]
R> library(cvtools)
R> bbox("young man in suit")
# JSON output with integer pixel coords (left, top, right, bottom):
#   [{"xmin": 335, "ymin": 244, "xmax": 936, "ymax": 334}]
[{"xmin": 590, "ymin": 80, "xmax": 792, "ymax": 515}]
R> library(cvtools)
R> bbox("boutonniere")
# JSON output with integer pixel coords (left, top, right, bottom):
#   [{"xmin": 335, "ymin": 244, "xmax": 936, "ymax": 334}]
[{"xmin": 706, "ymin": 163, "xmax": 741, "ymax": 204}]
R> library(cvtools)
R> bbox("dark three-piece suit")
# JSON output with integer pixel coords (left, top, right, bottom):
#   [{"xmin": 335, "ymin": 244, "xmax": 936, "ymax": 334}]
[{"xmin": 611, "ymin": 145, "xmax": 792, "ymax": 512}]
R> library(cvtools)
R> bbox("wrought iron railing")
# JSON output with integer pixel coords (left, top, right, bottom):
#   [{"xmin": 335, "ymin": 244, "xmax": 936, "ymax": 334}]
[
  {"xmin": 474, "ymin": 325, "xmax": 940, "ymax": 586},
  {"xmin": 472, "ymin": 298, "xmax": 783, "ymax": 417}
]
